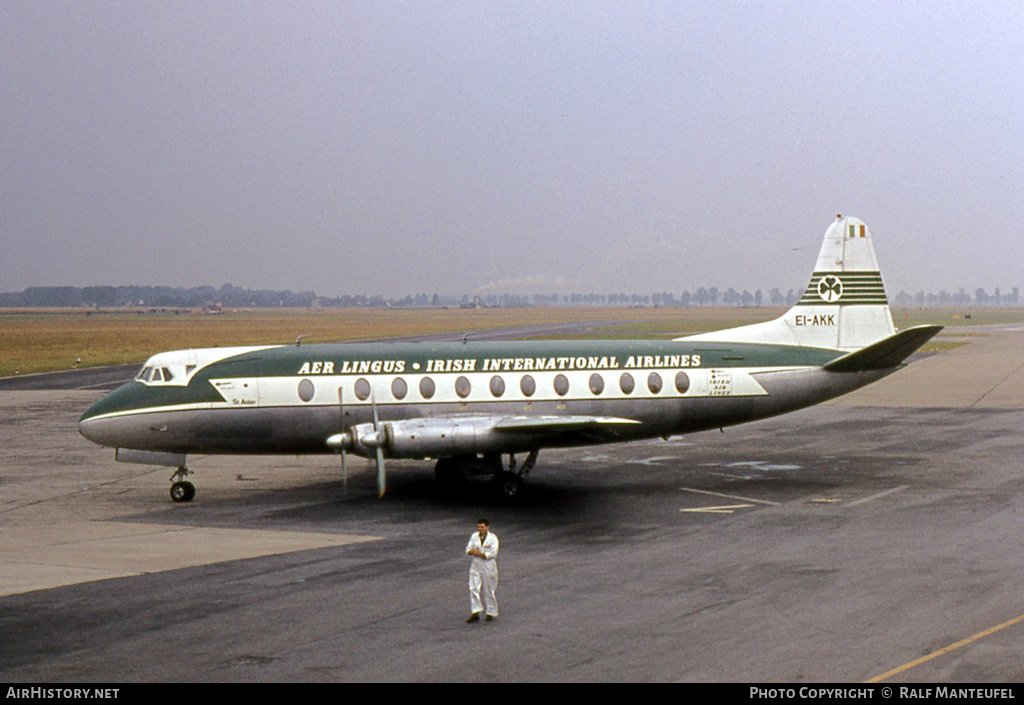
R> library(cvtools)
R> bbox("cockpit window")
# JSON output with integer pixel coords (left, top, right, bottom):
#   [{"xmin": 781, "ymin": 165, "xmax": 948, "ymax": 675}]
[{"xmin": 135, "ymin": 364, "xmax": 179, "ymax": 386}]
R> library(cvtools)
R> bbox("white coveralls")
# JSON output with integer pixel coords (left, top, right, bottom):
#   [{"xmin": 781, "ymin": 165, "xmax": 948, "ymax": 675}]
[{"xmin": 466, "ymin": 530, "xmax": 499, "ymax": 617}]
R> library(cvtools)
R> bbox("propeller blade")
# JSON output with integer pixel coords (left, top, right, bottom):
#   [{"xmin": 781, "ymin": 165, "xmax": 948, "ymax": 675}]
[
  {"xmin": 371, "ymin": 390, "xmax": 386, "ymax": 498},
  {"xmin": 375, "ymin": 447, "xmax": 386, "ymax": 498},
  {"xmin": 338, "ymin": 387, "xmax": 349, "ymax": 496}
]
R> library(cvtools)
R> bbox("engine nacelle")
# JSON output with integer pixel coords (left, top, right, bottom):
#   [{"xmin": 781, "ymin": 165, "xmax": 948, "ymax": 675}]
[{"xmin": 348, "ymin": 417, "xmax": 519, "ymax": 459}]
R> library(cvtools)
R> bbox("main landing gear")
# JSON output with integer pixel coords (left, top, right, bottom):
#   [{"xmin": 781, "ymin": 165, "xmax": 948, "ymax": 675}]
[
  {"xmin": 169, "ymin": 466, "xmax": 196, "ymax": 503},
  {"xmin": 492, "ymin": 450, "xmax": 539, "ymax": 499},
  {"xmin": 165, "ymin": 452, "xmax": 539, "ymax": 503},
  {"xmin": 434, "ymin": 450, "xmax": 539, "ymax": 500}
]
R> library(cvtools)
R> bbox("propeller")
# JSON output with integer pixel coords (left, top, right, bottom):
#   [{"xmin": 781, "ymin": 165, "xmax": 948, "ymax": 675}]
[{"xmin": 327, "ymin": 386, "xmax": 386, "ymax": 498}]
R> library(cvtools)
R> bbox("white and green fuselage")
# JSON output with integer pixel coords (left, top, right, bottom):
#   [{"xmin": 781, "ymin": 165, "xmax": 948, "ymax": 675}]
[{"xmin": 79, "ymin": 337, "xmax": 886, "ymax": 457}]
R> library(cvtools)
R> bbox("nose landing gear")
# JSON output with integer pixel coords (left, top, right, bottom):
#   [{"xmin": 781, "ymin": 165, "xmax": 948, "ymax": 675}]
[{"xmin": 169, "ymin": 466, "xmax": 195, "ymax": 502}]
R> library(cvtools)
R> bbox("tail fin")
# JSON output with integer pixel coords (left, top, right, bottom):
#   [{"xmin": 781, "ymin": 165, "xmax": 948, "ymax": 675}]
[{"xmin": 680, "ymin": 215, "xmax": 897, "ymax": 351}]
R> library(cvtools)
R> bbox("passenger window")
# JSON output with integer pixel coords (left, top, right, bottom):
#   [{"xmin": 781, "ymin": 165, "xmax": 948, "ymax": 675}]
[
  {"xmin": 419, "ymin": 377, "xmax": 435, "ymax": 399},
  {"xmin": 675, "ymin": 371, "xmax": 690, "ymax": 394},
  {"xmin": 589, "ymin": 373, "xmax": 604, "ymax": 395},
  {"xmin": 490, "ymin": 376, "xmax": 505, "ymax": 397},
  {"xmin": 619, "ymin": 373, "xmax": 635, "ymax": 395},
  {"xmin": 354, "ymin": 378, "xmax": 371, "ymax": 401},
  {"xmin": 553, "ymin": 374, "xmax": 569, "ymax": 396},
  {"xmin": 391, "ymin": 377, "xmax": 408, "ymax": 400},
  {"xmin": 297, "ymin": 379, "xmax": 315, "ymax": 402},
  {"xmin": 520, "ymin": 375, "xmax": 536, "ymax": 397},
  {"xmin": 455, "ymin": 376, "xmax": 471, "ymax": 398},
  {"xmin": 648, "ymin": 372, "xmax": 663, "ymax": 394}
]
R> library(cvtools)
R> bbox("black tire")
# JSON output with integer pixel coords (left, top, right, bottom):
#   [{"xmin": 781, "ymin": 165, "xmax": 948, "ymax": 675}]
[
  {"xmin": 492, "ymin": 471, "xmax": 524, "ymax": 500},
  {"xmin": 170, "ymin": 480, "xmax": 195, "ymax": 502}
]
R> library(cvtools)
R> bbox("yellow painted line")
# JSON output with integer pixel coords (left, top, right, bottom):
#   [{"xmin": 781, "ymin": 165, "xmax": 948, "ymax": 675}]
[
  {"xmin": 680, "ymin": 504, "xmax": 753, "ymax": 514},
  {"xmin": 866, "ymin": 612, "xmax": 1024, "ymax": 682},
  {"xmin": 679, "ymin": 487, "xmax": 780, "ymax": 506},
  {"xmin": 845, "ymin": 485, "xmax": 908, "ymax": 508}
]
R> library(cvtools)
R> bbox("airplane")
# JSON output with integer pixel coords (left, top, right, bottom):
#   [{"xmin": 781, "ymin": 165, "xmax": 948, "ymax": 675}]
[{"xmin": 79, "ymin": 215, "xmax": 942, "ymax": 502}]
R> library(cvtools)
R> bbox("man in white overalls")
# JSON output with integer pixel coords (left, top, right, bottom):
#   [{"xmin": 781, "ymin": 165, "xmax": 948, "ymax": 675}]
[{"xmin": 466, "ymin": 518, "xmax": 499, "ymax": 622}]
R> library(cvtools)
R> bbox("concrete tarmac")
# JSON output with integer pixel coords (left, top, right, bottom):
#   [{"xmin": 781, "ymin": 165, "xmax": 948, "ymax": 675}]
[{"xmin": 2, "ymin": 325, "xmax": 1024, "ymax": 682}]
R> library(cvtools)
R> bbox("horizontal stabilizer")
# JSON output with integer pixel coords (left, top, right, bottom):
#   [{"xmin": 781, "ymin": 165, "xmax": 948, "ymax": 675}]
[
  {"xmin": 823, "ymin": 325, "xmax": 943, "ymax": 372},
  {"xmin": 494, "ymin": 415, "xmax": 641, "ymax": 433}
]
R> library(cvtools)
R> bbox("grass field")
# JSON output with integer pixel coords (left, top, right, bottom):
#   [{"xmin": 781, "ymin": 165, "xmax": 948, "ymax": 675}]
[{"xmin": 1, "ymin": 305, "xmax": 1021, "ymax": 377}]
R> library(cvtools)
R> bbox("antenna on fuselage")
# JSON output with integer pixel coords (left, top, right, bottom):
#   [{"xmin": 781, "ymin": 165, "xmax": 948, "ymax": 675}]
[{"xmin": 295, "ymin": 335, "xmax": 309, "ymax": 346}]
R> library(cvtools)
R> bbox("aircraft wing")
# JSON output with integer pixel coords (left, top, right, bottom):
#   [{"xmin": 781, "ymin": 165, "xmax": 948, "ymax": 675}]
[
  {"xmin": 493, "ymin": 415, "xmax": 642, "ymax": 433},
  {"xmin": 823, "ymin": 325, "xmax": 943, "ymax": 372},
  {"xmin": 339, "ymin": 413, "xmax": 643, "ymax": 460}
]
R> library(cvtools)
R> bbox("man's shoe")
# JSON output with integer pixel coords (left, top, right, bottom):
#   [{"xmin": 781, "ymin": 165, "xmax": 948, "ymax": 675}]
[
  {"xmin": 466, "ymin": 613, "xmax": 481, "ymax": 623},
  {"xmin": 485, "ymin": 615, "xmax": 495, "ymax": 622}
]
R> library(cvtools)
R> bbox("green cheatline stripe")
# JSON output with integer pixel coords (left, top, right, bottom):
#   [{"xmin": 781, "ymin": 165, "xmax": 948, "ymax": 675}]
[
  {"xmin": 805, "ymin": 271, "xmax": 885, "ymax": 281},
  {"xmin": 796, "ymin": 298, "xmax": 889, "ymax": 305},
  {"xmin": 797, "ymin": 271, "xmax": 889, "ymax": 305}
]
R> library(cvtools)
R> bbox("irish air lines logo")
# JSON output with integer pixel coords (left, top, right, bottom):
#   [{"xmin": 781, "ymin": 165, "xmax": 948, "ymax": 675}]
[
  {"xmin": 798, "ymin": 271, "xmax": 886, "ymax": 306},
  {"xmin": 817, "ymin": 275, "xmax": 844, "ymax": 302}
]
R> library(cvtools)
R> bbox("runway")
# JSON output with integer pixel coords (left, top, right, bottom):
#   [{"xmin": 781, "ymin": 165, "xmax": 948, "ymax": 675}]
[{"xmin": 2, "ymin": 324, "xmax": 1024, "ymax": 682}]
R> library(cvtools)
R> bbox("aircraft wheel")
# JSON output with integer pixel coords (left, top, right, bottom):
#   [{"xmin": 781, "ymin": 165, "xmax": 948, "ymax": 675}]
[
  {"xmin": 170, "ymin": 480, "xmax": 196, "ymax": 503},
  {"xmin": 492, "ymin": 472, "xmax": 524, "ymax": 500}
]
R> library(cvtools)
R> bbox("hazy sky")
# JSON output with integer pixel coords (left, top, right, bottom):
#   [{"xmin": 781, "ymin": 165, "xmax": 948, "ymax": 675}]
[{"xmin": 2, "ymin": 1, "xmax": 1022, "ymax": 298}]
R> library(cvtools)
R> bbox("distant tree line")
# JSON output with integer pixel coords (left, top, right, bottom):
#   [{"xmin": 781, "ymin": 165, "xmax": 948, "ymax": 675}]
[
  {"xmin": 0, "ymin": 284, "xmax": 1019, "ymax": 309},
  {"xmin": 892, "ymin": 287, "xmax": 1020, "ymax": 307},
  {"xmin": 0, "ymin": 284, "xmax": 317, "ymax": 309}
]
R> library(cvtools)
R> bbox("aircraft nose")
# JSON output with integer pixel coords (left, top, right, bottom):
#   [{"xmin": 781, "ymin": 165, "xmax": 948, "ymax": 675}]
[
  {"xmin": 79, "ymin": 399, "xmax": 103, "ymax": 445},
  {"xmin": 78, "ymin": 416, "xmax": 98, "ymax": 444},
  {"xmin": 78, "ymin": 413, "xmax": 120, "ymax": 447},
  {"xmin": 79, "ymin": 403, "xmax": 154, "ymax": 449},
  {"xmin": 78, "ymin": 383, "xmax": 140, "ymax": 447},
  {"xmin": 78, "ymin": 410, "xmax": 119, "ymax": 447}
]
